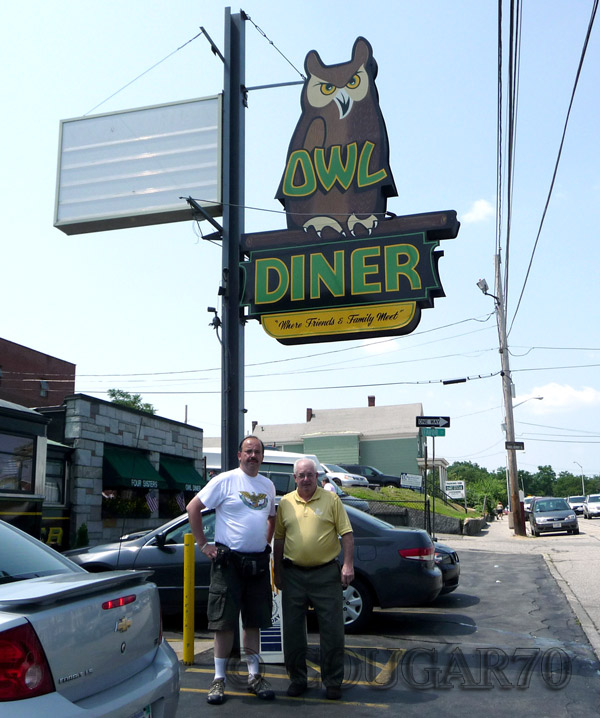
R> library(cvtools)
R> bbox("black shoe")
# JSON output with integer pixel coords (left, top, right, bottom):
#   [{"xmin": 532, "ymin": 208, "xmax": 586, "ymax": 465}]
[
  {"xmin": 287, "ymin": 682, "xmax": 307, "ymax": 697},
  {"xmin": 247, "ymin": 674, "xmax": 275, "ymax": 700},
  {"xmin": 207, "ymin": 678, "xmax": 226, "ymax": 704},
  {"xmin": 325, "ymin": 685, "xmax": 342, "ymax": 700}
]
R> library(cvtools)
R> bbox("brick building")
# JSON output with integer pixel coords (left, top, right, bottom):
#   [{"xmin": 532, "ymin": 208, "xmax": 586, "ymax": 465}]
[{"xmin": 0, "ymin": 338, "xmax": 75, "ymax": 408}]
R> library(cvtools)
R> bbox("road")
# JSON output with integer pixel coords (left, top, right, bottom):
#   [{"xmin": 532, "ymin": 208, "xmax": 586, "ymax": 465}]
[{"xmin": 167, "ymin": 516, "xmax": 600, "ymax": 717}]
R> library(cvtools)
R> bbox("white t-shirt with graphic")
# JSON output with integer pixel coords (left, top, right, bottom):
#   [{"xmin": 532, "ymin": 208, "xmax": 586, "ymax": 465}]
[{"xmin": 197, "ymin": 467, "xmax": 276, "ymax": 552}]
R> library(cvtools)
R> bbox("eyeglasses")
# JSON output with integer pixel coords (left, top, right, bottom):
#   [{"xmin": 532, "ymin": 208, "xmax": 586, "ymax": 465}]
[{"xmin": 296, "ymin": 472, "xmax": 316, "ymax": 479}]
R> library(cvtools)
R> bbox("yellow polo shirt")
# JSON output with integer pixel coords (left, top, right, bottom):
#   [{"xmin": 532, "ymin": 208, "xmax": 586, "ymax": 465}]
[{"xmin": 274, "ymin": 486, "xmax": 353, "ymax": 567}]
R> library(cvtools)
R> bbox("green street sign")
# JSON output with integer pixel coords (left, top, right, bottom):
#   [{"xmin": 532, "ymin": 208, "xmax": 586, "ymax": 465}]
[{"xmin": 422, "ymin": 428, "xmax": 446, "ymax": 437}]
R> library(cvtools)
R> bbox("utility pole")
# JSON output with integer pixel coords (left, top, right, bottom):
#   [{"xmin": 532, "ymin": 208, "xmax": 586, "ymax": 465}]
[{"xmin": 493, "ymin": 255, "xmax": 525, "ymax": 536}]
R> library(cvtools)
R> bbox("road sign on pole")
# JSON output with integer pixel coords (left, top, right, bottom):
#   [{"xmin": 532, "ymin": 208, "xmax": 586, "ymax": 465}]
[
  {"xmin": 416, "ymin": 416, "xmax": 450, "ymax": 428},
  {"xmin": 505, "ymin": 441, "xmax": 525, "ymax": 450},
  {"xmin": 422, "ymin": 427, "xmax": 446, "ymax": 437}
]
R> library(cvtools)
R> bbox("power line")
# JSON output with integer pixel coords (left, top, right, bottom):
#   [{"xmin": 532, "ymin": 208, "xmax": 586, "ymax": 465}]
[{"xmin": 508, "ymin": 0, "xmax": 599, "ymax": 333}]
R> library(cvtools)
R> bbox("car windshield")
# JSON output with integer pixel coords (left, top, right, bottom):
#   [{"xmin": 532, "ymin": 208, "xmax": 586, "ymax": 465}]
[
  {"xmin": 325, "ymin": 464, "xmax": 346, "ymax": 473},
  {"xmin": 0, "ymin": 521, "xmax": 79, "ymax": 585},
  {"xmin": 588, "ymin": 496, "xmax": 600, "ymax": 503},
  {"xmin": 534, "ymin": 499, "xmax": 569, "ymax": 512},
  {"xmin": 568, "ymin": 496, "xmax": 585, "ymax": 503}
]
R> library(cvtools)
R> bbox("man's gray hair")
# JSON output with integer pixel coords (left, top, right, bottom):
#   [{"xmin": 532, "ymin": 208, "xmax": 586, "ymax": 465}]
[{"xmin": 293, "ymin": 457, "xmax": 318, "ymax": 474}]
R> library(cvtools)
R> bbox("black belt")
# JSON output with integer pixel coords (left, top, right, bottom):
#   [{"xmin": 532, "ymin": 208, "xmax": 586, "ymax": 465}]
[{"xmin": 282, "ymin": 558, "xmax": 337, "ymax": 571}]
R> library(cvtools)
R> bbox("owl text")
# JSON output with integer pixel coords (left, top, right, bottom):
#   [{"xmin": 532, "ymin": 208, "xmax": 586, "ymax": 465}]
[{"xmin": 282, "ymin": 141, "xmax": 387, "ymax": 197}]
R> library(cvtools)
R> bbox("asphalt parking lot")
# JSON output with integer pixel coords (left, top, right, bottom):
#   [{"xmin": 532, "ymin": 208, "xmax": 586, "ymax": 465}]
[{"xmin": 166, "ymin": 518, "xmax": 600, "ymax": 717}]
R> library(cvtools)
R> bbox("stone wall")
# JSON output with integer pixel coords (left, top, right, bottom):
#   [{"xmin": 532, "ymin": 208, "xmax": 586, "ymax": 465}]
[
  {"xmin": 367, "ymin": 500, "xmax": 485, "ymax": 535},
  {"xmin": 64, "ymin": 394, "xmax": 203, "ymax": 545}
]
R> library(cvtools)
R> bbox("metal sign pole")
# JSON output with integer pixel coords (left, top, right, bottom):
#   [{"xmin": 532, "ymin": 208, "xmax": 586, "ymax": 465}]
[
  {"xmin": 431, "ymin": 437, "xmax": 436, "ymax": 540},
  {"xmin": 221, "ymin": 9, "xmax": 246, "ymax": 470}
]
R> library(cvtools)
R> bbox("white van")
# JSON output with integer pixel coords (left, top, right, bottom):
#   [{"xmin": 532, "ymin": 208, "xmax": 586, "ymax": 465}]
[{"xmin": 203, "ymin": 447, "xmax": 325, "ymax": 495}]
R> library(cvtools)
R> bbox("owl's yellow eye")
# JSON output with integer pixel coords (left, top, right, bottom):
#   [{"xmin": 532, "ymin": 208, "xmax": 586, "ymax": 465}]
[
  {"xmin": 320, "ymin": 83, "xmax": 336, "ymax": 96},
  {"xmin": 346, "ymin": 74, "xmax": 361, "ymax": 90}
]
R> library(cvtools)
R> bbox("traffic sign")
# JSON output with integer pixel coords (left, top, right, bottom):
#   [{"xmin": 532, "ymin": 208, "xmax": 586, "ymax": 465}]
[
  {"xmin": 505, "ymin": 441, "xmax": 525, "ymax": 450},
  {"xmin": 422, "ymin": 428, "xmax": 446, "ymax": 437},
  {"xmin": 416, "ymin": 416, "xmax": 450, "ymax": 428}
]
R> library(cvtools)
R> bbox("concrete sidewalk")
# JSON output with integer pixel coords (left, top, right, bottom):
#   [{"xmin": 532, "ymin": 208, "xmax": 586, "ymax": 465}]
[{"xmin": 435, "ymin": 517, "xmax": 600, "ymax": 661}]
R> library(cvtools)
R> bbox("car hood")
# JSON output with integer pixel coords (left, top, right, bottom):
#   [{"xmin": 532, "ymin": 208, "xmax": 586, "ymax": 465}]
[{"xmin": 533, "ymin": 509, "xmax": 573, "ymax": 519}]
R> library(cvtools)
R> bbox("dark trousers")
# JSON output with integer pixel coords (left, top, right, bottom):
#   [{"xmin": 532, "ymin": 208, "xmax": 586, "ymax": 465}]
[{"xmin": 281, "ymin": 561, "xmax": 345, "ymax": 687}]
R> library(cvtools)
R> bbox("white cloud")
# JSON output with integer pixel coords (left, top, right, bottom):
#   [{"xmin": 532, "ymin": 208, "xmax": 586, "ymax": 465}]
[
  {"xmin": 359, "ymin": 337, "xmax": 398, "ymax": 355},
  {"xmin": 515, "ymin": 383, "xmax": 600, "ymax": 412},
  {"xmin": 461, "ymin": 199, "xmax": 494, "ymax": 224}
]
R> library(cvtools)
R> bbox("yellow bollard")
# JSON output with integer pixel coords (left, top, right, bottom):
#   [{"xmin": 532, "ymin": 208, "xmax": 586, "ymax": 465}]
[{"xmin": 183, "ymin": 533, "xmax": 195, "ymax": 665}]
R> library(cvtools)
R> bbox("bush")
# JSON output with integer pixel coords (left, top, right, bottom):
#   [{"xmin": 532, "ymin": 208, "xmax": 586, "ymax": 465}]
[
  {"xmin": 102, "ymin": 496, "xmax": 151, "ymax": 519},
  {"xmin": 75, "ymin": 522, "xmax": 89, "ymax": 548}
]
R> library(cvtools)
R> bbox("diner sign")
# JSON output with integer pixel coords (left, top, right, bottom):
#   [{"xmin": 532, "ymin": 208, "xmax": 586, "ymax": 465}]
[{"xmin": 241, "ymin": 36, "xmax": 458, "ymax": 345}]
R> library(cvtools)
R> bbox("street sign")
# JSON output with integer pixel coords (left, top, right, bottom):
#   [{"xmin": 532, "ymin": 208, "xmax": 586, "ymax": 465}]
[
  {"xmin": 416, "ymin": 416, "xmax": 450, "ymax": 428},
  {"xmin": 445, "ymin": 480, "xmax": 466, "ymax": 499},
  {"xmin": 422, "ymin": 428, "xmax": 446, "ymax": 437},
  {"xmin": 401, "ymin": 473, "xmax": 423, "ymax": 489},
  {"xmin": 505, "ymin": 441, "xmax": 525, "ymax": 450}
]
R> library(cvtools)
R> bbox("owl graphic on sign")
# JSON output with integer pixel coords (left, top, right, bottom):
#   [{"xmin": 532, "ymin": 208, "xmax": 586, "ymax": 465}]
[{"xmin": 276, "ymin": 36, "xmax": 397, "ymax": 239}]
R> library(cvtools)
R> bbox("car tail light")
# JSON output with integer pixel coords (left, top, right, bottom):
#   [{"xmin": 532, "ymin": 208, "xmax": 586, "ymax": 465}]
[
  {"xmin": 102, "ymin": 594, "xmax": 137, "ymax": 610},
  {"xmin": 399, "ymin": 546, "xmax": 434, "ymax": 561},
  {"xmin": 0, "ymin": 622, "xmax": 55, "ymax": 700}
]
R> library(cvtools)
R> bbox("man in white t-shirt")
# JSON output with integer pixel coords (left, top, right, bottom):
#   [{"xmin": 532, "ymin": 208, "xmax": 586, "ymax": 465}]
[{"xmin": 187, "ymin": 436, "xmax": 276, "ymax": 705}]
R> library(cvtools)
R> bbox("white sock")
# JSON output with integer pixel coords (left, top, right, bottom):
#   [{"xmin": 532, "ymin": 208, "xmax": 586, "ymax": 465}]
[
  {"xmin": 246, "ymin": 653, "xmax": 260, "ymax": 678},
  {"xmin": 214, "ymin": 657, "xmax": 228, "ymax": 681}
]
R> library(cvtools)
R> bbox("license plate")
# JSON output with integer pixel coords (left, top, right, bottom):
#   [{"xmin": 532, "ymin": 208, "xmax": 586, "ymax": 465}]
[
  {"xmin": 129, "ymin": 706, "xmax": 152, "ymax": 718},
  {"xmin": 552, "ymin": 522, "xmax": 562, "ymax": 528}
]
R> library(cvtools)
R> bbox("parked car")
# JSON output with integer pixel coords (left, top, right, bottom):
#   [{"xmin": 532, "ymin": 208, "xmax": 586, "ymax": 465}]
[
  {"xmin": 566, "ymin": 495, "xmax": 586, "ymax": 514},
  {"xmin": 339, "ymin": 463, "xmax": 404, "ymax": 488},
  {"xmin": 319, "ymin": 477, "xmax": 370, "ymax": 512},
  {"xmin": 434, "ymin": 541, "xmax": 460, "ymax": 594},
  {"xmin": 321, "ymin": 463, "xmax": 369, "ymax": 488},
  {"xmin": 523, "ymin": 496, "xmax": 536, "ymax": 515},
  {"xmin": 0, "ymin": 520, "xmax": 180, "ymax": 716},
  {"xmin": 583, "ymin": 494, "xmax": 600, "ymax": 519},
  {"xmin": 66, "ymin": 504, "xmax": 442, "ymax": 633},
  {"xmin": 262, "ymin": 470, "xmax": 369, "ymax": 511},
  {"xmin": 529, "ymin": 497, "xmax": 579, "ymax": 536}
]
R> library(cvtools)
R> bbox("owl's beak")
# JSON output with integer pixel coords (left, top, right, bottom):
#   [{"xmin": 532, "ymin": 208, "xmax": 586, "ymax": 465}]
[{"xmin": 335, "ymin": 90, "xmax": 353, "ymax": 119}]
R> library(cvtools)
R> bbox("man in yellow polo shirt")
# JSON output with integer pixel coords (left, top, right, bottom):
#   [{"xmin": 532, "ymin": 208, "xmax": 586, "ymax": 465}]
[{"xmin": 273, "ymin": 457, "xmax": 354, "ymax": 700}]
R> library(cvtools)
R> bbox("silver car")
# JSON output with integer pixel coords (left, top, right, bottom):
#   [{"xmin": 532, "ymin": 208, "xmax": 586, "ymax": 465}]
[
  {"xmin": 529, "ymin": 497, "xmax": 579, "ymax": 536},
  {"xmin": 322, "ymin": 463, "xmax": 369, "ymax": 488},
  {"xmin": 583, "ymin": 494, "xmax": 600, "ymax": 519},
  {"xmin": 0, "ymin": 520, "xmax": 180, "ymax": 716}
]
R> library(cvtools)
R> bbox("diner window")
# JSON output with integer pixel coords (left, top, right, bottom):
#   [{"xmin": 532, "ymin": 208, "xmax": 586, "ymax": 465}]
[
  {"xmin": 0, "ymin": 432, "xmax": 35, "ymax": 493},
  {"xmin": 45, "ymin": 458, "xmax": 66, "ymax": 504}
]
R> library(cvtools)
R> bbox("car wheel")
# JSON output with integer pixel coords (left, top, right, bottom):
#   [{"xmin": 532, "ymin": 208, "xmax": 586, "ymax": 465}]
[
  {"xmin": 573, "ymin": 528, "xmax": 580, "ymax": 535},
  {"xmin": 342, "ymin": 578, "xmax": 373, "ymax": 634},
  {"xmin": 531, "ymin": 525, "xmax": 539, "ymax": 537}
]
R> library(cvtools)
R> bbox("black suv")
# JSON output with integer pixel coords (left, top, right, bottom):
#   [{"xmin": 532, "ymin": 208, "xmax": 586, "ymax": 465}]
[{"xmin": 339, "ymin": 464, "xmax": 403, "ymax": 488}]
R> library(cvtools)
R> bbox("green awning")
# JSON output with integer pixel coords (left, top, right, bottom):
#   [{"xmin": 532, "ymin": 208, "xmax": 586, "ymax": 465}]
[
  {"xmin": 103, "ymin": 446, "xmax": 168, "ymax": 490},
  {"xmin": 159, "ymin": 455, "xmax": 205, "ymax": 491}
]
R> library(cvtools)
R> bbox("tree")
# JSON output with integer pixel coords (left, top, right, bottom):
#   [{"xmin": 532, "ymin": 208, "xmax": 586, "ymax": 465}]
[
  {"xmin": 447, "ymin": 461, "xmax": 506, "ymax": 514},
  {"xmin": 530, "ymin": 465, "xmax": 556, "ymax": 497},
  {"xmin": 107, "ymin": 389, "xmax": 156, "ymax": 414}
]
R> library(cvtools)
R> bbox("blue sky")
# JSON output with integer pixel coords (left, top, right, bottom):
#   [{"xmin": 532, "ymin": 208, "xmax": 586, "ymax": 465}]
[{"xmin": 2, "ymin": 1, "xmax": 599, "ymax": 478}]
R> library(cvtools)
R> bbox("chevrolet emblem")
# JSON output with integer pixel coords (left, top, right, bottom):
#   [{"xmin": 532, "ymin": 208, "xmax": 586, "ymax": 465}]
[{"xmin": 116, "ymin": 617, "xmax": 132, "ymax": 633}]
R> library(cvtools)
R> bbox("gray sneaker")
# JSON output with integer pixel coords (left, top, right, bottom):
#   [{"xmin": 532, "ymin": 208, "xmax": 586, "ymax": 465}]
[
  {"xmin": 247, "ymin": 674, "xmax": 275, "ymax": 700},
  {"xmin": 207, "ymin": 678, "xmax": 226, "ymax": 705}
]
